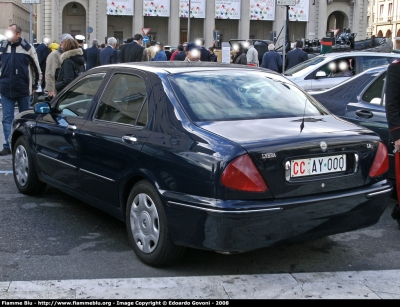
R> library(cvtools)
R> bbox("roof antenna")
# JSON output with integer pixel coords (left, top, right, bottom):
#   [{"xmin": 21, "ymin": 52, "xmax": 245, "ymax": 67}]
[{"xmin": 300, "ymin": 98, "xmax": 307, "ymax": 134}]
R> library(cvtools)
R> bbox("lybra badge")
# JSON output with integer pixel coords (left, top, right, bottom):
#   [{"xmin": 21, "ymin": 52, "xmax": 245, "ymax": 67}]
[
  {"xmin": 320, "ymin": 141, "xmax": 327, "ymax": 152},
  {"xmin": 262, "ymin": 153, "xmax": 276, "ymax": 159}
]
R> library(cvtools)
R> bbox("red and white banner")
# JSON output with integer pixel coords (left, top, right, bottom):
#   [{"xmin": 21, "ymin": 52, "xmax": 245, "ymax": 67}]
[
  {"xmin": 179, "ymin": 0, "xmax": 206, "ymax": 18},
  {"xmin": 289, "ymin": 0, "xmax": 309, "ymax": 22},
  {"xmin": 215, "ymin": 0, "xmax": 241, "ymax": 20},
  {"xmin": 143, "ymin": 0, "xmax": 170, "ymax": 17},
  {"xmin": 250, "ymin": 0, "xmax": 275, "ymax": 21}
]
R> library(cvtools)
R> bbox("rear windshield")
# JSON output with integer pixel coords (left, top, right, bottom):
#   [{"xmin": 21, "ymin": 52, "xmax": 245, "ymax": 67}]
[
  {"xmin": 284, "ymin": 56, "xmax": 326, "ymax": 75},
  {"xmin": 168, "ymin": 70, "xmax": 329, "ymax": 122}
]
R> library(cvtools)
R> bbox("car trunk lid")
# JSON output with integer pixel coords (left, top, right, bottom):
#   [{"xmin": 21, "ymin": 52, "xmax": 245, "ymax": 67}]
[{"xmin": 197, "ymin": 115, "xmax": 382, "ymax": 198}]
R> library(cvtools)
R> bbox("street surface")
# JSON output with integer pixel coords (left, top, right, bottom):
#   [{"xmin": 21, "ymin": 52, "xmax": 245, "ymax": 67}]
[{"xmin": 1, "ymin": 109, "xmax": 400, "ymax": 298}]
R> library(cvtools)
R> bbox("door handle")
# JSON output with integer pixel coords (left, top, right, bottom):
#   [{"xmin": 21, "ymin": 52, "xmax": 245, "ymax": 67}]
[
  {"xmin": 67, "ymin": 124, "xmax": 77, "ymax": 131},
  {"xmin": 355, "ymin": 110, "xmax": 373, "ymax": 119},
  {"xmin": 122, "ymin": 136, "xmax": 138, "ymax": 143}
]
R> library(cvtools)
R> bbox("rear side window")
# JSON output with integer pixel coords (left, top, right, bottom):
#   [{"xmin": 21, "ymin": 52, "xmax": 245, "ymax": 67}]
[
  {"xmin": 362, "ymin": 72, "xmax": 386, "ymax": 104},
  {"xmin": 362, "ymin": 56, "xmax": 395, "ymax": 71},
  {"xmin": 95, "ymin": 73, "xmax": 148, "ymax": 126},
  {"xmin": 169, "ymin": 71, "xmax": 328, "ymax": 121}
]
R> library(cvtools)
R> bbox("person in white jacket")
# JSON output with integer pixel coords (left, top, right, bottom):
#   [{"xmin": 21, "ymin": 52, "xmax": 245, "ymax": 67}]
[{"xmin": 245, "ymin": 39, "xmax": 259, "ymax": 67}]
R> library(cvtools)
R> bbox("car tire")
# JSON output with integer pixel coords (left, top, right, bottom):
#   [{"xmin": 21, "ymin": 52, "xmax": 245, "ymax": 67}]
[
  {"xmin": 126, "ymin": 180, "xmax": 185, "ymax": 267},
  {"xmin": 12, "ymin": 136, "xmax": 46, "ymax": 195}
]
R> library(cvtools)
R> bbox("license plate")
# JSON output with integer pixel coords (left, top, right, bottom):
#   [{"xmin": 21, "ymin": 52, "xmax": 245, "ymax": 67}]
[{"xmin": 291, "ymin": 154, "xmax": 346, "ymax": 178}]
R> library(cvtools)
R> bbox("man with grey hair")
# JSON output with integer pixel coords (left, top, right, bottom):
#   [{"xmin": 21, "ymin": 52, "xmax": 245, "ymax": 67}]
[
  {"xmin": 99, "ymin": 36, "xmax": 118, "ymax": 65},
  {"xmin": 261, "ymin": 43, "xmax": 282, "ymax": 72},
  {"xmin": 85, "ymin": 38, "xmax": 100, "ymax": 70},
  {"xmin": 245, "ymin": 39, "xmax": 259, "ymax": 66},
  {"xmin": 45, "ymin": 33, "xmax": 73, "ymax": 98}
]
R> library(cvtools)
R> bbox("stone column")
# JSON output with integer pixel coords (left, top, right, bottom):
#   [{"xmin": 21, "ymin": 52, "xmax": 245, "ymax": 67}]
[
  {"xmin": 88, "ymin": 0, "xmax": 106, "ymax": 44},
  {"xmin": 307, "ymin": 2, "xmax": 317, "ymax": 40},
  {"xmin": 353, "ymin": 0, "xmax": 368, "ymax": 40},
  {"xmin": 274, "ymin": 5, "xmax": 286, "ymax": 48},
  {"xmin": 318, "ymin": 0, "xmax": 327, "ymax": 39},
  {"xmin": 133, "ymin": 0, "xmax": 144, "ymax": 36},
  {"xmin": 238, "ymin": 0, "xmax": 250, "ymax": 39},
  {"xmin": 168, "ymin": 0, "xmax": 180, "ymax": 47},
  {"xmin": 204, "ymin": 0, "xmax": 215, "ymax": 47}
]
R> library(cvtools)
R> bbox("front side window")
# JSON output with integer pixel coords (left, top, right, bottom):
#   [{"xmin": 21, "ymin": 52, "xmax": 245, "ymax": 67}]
[
  {"xmin": 169, "ymin": 71, "xmax": 328, "ymax": 122},
  {"xmin": 318, "ymin": 58, "xmax": 355, "ymax": 78},
  {"xmin": 57, "ymin": 74, "xmax": 105, "ymax": 117},
  {"xmin": 95, "ymin": 73, "xmax": 148, "ymax": 126},
  {"xmin": 283, "ymin": 56, "xmax": 326, "ymax": 75}
]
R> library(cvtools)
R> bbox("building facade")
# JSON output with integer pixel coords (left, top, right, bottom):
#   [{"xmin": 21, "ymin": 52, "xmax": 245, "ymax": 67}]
[
  {"xmin": 367, "ymin": 0, "xmax": 400, "ymax": 49},
  {"xmin": 0, "ymin": 0, "xmax": 37, "ymax": 43},
  {"xmin": 1, "ymin": 0, "xmax": 369, "ymax": 49},
  {"xmin": 30, "ymin": 0, "xmax": 367, "ymax": 48}
]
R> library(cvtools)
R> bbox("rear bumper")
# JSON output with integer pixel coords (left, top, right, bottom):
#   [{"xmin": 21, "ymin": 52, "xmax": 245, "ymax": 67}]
[{"xmin": 161, "ymin": 180, "xmax": 392, "ymax": 252}]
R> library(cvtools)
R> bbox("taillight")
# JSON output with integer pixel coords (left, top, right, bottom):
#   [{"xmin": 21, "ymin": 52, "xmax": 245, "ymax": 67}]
[
  {"xmin": 221, "ymin": 154, "xmax": 268, "ymax": 192},
  {"xmin": 369, "ymin": 142, "xmax": 389, "ymax": 178}
]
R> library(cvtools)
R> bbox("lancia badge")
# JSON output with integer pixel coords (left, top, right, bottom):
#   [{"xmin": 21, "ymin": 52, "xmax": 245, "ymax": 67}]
[{"xmin": 320, "ymin": 141, "xmax": 327, "ymax": 152}]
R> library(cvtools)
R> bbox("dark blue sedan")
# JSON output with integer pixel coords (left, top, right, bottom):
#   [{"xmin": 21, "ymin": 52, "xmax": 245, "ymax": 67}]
[
  {"xmin": 310, "ymin": 65, "xmax": 393, "ymax": 180},
  {"xmin": 10, "ymin": 62, "xmax": 392, "ymax": 266}
]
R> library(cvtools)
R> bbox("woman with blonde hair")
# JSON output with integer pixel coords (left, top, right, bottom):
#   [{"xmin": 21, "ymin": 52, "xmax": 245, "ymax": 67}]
[{"xmin": 55, "ymin": 38, "xmax": 86, "ymax": 92}]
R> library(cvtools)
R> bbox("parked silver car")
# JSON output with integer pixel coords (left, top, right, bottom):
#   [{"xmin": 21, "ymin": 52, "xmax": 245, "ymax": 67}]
[{"xmin": 283, "ymin": 51, "xmax": 400, "ymax": 92}]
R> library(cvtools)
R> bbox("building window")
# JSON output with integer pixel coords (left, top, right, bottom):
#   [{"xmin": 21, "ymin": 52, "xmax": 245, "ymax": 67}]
[
  {"xmin": 388, "ymin": 3, "xmax": 393, "ymax": 16},
  {"xmin": 379, "ymin": 4, "xmax": 384, "ymax": 16}
]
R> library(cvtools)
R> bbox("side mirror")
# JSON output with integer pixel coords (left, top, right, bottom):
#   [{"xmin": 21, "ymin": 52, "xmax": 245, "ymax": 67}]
[
  {"xmin": 34, "ymin": 102, "xmax": 51, "ymax": 114},
  {"xmin": 316, "ymin": 71, "xmax": 327, "ymax": 78},
  {"xmin": 370, "ymin": 98, "xmax": 382, "ymax": 105}
]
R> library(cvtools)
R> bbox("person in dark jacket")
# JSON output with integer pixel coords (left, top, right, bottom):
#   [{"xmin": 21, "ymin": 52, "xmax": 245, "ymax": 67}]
[
  {"xmin": 0, "ymin": 23, "xmax": 41, "ymax": 156},
  {"xmin": 209, "ymin": 47, "xmax": 218, "ymax": 62},
  {"xmin": 99, "ymin": 37, "xmax": 118, "ymax": 65},
  {"xmin": 232, "ymin": 44, "xmax": 247, "ymax": 65},
  {"xmin": 197, "ymin": 38, "xmax": 211, "ymax": 62},
  {"xmin": 173, "ymin": 44, "xmax": 187, "ymax": 61},
  {"xmin": 164, "ymin": 45, "xmax": 172, "ymax": 60},
  {"xmin": 75, "ymin": 34, "xmax": 87, "ymax": 61},
  {"xmin": 184, "ymin": 42, "xmax": 201, "ymax": 61},
  {"xmin": 285, "ymin": 40, "xmax": 308, "ymax": 70},
  {"xmin": 261, "ymin": 44, "xmax": 282, "ymax": 72},
  {"xmin": 36, "ymin": 36, "xmax": 51, "ymax": 90},
  {"xmin": 384, "ymin": 58, "xmax": 400, "ymax": 227},
  {"xmin": 55, "ymin": 38, "xmax": 85, "ymax": 92},
  {"xmin": 85, "ymin": 39, "xmax": 100, "ymax": 71},
  {"xmin": 120, "ymin": 34, "xmax": 144, "ymax": 63}
]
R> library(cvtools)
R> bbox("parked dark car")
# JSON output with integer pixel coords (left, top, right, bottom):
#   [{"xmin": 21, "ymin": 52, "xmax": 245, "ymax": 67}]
[
  {"xmin": 310, "ymin": 65, "xmax": 393, "ymax": 180},
  {"xmin": 10, "ymin": 62, "xmax": 392, "ymax": 267}
]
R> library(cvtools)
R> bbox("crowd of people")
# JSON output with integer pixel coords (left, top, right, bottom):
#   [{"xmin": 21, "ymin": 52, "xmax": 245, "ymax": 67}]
[{"xmin": 0, "ymin": 22, "xmax": 310, "ymax": 156}]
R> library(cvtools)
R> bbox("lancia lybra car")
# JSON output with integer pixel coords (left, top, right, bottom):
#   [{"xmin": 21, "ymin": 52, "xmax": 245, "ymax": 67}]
[
  {"xmin": 283, "ymin": 51, "xmax": 400, "ymax": 92},
  {"xmin": 10, "ymin": 62, "xmax": 392, "ymax": 267}
]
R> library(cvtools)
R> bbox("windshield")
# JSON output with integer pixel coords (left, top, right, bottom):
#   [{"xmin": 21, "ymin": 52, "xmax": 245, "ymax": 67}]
[
  {"xmin": 284, "ymin": 56, "xmax": 326, "ymax": 75},
  {"xmin": 168, "ymin": 70, "xmax": 329, "ymax": 122}
]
